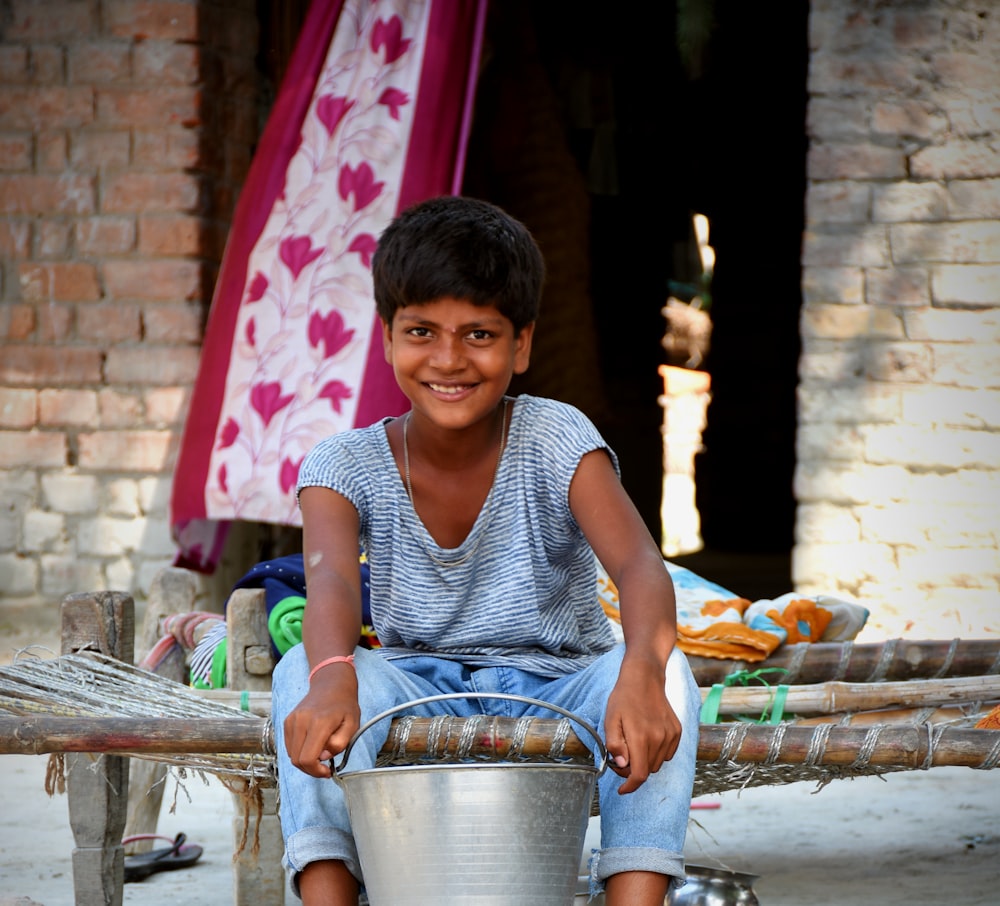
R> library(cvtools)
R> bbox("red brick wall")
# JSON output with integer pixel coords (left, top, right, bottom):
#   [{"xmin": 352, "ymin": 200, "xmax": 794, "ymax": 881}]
[{"xmin": 0, "ymin": 0, "xmax": 260, "ymax": 608}]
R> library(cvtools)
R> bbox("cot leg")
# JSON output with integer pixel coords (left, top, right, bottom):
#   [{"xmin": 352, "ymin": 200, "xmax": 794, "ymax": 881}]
[
  {"xmin": 124, "ymin": 567, "xmax": 199, "ymax": 850},
  {"xmin": 232, "ymin": 787, "xmax": 285, "ymax": 906},
  {"xmin": 61, "ymin": 591, "xmax": 135, "ymax": 906},
  {"xmin": 227, "ymin": 587, "xmax": 284, "ymax": 905}
]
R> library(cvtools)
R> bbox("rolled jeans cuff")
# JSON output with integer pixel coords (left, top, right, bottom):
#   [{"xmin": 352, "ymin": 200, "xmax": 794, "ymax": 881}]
[
  {"xmin": 283, "ymin": 825, "xmax": 361, "ymax": 897},
  {"xmin": 589, "ymin": 847, "xmax": 686, "ymax": 898}
]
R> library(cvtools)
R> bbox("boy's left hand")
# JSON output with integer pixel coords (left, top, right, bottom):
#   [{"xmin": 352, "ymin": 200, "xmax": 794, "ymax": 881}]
[{"xmin": 604, "ymin": 656, "xmax": 682, "ymax": 794}]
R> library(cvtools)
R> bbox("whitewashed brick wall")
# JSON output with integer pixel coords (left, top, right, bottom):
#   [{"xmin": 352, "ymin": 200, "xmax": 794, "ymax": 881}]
[{"xmin": 796, "ymin": 0, "xmax": 1000, "ymax": 640}]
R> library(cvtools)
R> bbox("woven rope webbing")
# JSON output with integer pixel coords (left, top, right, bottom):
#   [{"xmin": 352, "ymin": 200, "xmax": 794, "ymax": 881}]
[{"xmin": 3, "ymin": 653, "xmax": 999, "ymax": 796}]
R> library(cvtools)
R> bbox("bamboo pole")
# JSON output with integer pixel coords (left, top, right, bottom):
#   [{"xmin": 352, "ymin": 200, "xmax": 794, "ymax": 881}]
[
  {"xmin": 697, "ymin": 724, "xmax": 1000, "ymax": 769},
  {"xmin": 381, "ymin": 714, "xmax": 594, "ymax": 760},
  {"xmin": 3, "ymin": 715, "xmax": 999, "ymax": 771},
  {"xmin": 702, "ymin": 676, "xmax": 1000, "ymax": 715},
  {"xmin": 0, "ymin": 717, "xmax": 266, "ymax": 755},
  {"xmin": 0, "ymin": 716, "xmax": 268, "ymax": 756},
  {"xmin": 0, "ymin": 715, "xmax": 582, "ymax": 760},
  {"xmin": 687, "ymin": 638, "xmax": 1000, "ymax": 686},
  {"xmin": 192, "ymin": 675, "xmax": 1000, "ymax": 719},
  {"xmin": 793, "ymin": 704, "xmax": 998, "ymax": 728},
  {"xmin": 197, "ymin": 689, "xmax": 272, "ymax": 716}
]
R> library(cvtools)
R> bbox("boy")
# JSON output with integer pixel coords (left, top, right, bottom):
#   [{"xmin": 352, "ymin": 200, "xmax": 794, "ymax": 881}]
[{"xmin": 274, "ymin": 195, "xmax": 700, "ymax": 905}]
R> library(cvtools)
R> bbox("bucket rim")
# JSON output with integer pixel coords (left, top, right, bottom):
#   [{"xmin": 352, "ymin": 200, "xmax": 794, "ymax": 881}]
[
  {"xmin": 336, "ymin": 759, "xmax": 601, "ymax": 781},
  {"xmin": 334, "ymin": 692, "xmax": 609, "ymax": 782}
]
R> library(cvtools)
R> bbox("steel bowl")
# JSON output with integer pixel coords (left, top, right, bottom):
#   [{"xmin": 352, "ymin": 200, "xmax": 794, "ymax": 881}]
[{"xmin": 668, "ymin": 864, "xmax": 760, "ymax": 906}]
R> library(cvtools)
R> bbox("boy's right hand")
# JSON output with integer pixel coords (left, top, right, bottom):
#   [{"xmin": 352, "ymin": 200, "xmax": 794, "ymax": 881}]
[{"xmin": 282, "ymin": 667, "xmax": 361, "ymax": 778}]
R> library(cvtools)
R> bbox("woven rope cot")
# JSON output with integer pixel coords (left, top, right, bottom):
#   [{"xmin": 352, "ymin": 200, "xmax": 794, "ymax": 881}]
[
  {"xmin": 2, "ymin": 651, "xmax": 998, "ymax": 801},
  {"xmin": 23, "ymin": 588, "xmax": 994, "ymax": 906}
]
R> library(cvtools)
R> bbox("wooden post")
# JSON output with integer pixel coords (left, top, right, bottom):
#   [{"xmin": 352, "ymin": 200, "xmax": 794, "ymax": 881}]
[
  {"xmin": 227, "ymin": 587, "xmax": 285, "ymax": 906},
  {"xmin": 124, "ymin": 567, "xmax": 198, "ymax": 851},
  {"xmin": 232, "ymin": 785, "xmax": 285, "ymax": 906},
  {"xmin": 61, "ymin": 590, "xmax": 134, "ymax": 906},
  {"xmin": 227, "ymin": 588, "xmax": 277, "ymax": 689}
]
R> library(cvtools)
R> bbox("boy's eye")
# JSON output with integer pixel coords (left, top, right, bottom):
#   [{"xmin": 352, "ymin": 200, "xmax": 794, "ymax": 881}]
[
  {"xmin": 407, "ymin": 326, "xmax": 431, "ymax": 338},
  {"xmin": 468, "ymin": 329, "xmax": 493, "ymax": 341}
]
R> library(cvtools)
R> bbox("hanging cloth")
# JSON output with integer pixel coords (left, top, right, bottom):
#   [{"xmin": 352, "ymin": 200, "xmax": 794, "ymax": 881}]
[{"xmin": 170, "ymin": 0, "xmax": 488, "ymax": 571}]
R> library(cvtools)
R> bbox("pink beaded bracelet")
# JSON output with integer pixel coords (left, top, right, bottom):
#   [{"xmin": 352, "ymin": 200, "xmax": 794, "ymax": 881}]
[{"xmin": 308, "ymin": 654, "xmax": 356, "ymax": 682}]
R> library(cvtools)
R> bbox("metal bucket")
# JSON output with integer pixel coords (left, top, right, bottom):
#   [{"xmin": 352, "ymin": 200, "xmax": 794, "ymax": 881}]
[{"xmin": 334, "ymin": 693, "xmax": 607, "ymax": 906}]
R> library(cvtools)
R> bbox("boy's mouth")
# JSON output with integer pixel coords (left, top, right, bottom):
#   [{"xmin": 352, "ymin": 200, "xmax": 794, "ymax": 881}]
[{"xmin": 427, "ymin": 382, "xmax": 475, "ymax": 395}]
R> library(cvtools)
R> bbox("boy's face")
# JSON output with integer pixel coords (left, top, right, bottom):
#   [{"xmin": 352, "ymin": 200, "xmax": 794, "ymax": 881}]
[{"xmin": 382, "ymin": 297, "xmax": 533, "ymax": 429}]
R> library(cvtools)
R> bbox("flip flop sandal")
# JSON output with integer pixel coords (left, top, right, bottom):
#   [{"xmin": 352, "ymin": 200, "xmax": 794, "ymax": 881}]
[{"xmin": 123, "ymin": 832, "xmax": 204, "ymax": 883}]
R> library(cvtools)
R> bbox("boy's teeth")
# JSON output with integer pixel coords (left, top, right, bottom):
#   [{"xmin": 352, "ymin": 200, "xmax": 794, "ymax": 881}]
[{"xmin": 430, "ymin": 384, "xmax": 465, "ymax": 394}]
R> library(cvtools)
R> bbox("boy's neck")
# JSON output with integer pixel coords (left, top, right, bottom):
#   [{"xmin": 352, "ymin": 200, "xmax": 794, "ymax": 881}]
[
  {"xmin": 399, "ymin": 399, "xmax": 510, "ymax": 551},
  {"xmin": 403, "ymin": 398, "xmax": 508, "ymax": 472},
  {"xmin": 404, "ymin": 398, "xmax": 509, "ymax": 469}
]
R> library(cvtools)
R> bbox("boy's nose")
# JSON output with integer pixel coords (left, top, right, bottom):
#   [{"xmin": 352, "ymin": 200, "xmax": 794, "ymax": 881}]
[{"xmin": 431, "ymin": 336, "xmax": 466, "ymax": 371}]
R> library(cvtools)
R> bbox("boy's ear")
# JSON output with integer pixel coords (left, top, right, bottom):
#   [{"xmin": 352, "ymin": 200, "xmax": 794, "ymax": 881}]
[
  {"xmin": 513, "ymin": 322, "xmax": 535, "ymax": 375},
  {"xmin": 381, "ymin": 318, "xmax": 393, "ymax": 363}
]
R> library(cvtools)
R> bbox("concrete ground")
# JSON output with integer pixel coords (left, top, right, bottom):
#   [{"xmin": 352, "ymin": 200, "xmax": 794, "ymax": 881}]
[{"xmin": 0, "ymin": 751, "xmax": 997, "ymax": 905}]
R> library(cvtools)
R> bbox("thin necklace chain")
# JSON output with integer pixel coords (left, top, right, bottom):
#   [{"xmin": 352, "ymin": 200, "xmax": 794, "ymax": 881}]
[{"xmin": 402, "ymin": 398, "xmax": 509, "ymax": 567}]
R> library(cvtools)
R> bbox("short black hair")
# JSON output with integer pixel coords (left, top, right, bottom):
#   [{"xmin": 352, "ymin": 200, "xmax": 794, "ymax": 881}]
[{"xmin": 372, "ymin": 195, "xmax": 545, "ymax": 333}]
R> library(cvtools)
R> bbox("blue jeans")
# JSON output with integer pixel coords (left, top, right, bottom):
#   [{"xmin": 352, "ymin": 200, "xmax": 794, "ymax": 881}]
[{"xmin": 272, "ymin": 644, "xmax": 700, "ymax": 899}]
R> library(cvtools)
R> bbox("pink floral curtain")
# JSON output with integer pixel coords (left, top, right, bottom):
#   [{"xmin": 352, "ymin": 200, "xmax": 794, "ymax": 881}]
[{"xmin": 171, "ymin": 0, "xmax": 488, "ymax": 571}]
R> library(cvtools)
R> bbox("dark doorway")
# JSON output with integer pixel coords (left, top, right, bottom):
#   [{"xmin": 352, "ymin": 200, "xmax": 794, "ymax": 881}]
[{"xmin": 463, "ymin": 1, "xmax": 806, "ymax": 598}]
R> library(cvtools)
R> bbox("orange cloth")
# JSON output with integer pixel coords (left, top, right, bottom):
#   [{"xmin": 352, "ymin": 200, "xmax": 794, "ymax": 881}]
[
  {"xmin": 597, "ymin": 559, "xmax": 868, "ymax": 662},
  {"xmin": 676, "ymin": 615, "xmax": 783, "ymax": 662},
  {"xmin": 763, "ymin": 598, "xmax": 834, "ymax": 645},
  {"xmin": 975, "ymin": 704, "xmax": 1000, "ymax": 730}
]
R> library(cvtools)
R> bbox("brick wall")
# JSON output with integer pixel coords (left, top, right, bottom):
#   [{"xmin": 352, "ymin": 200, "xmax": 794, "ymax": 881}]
[
  {"xmin": 2, "ymin": 0, "xmax": 997, "ymax": 645},
  {"xmin": 796, "ymin": 0, "xmax": 1000, "ymax": 639},
  {"xmin": 0, "ymin": 0, "xmax": 260, "ymax": 613}
]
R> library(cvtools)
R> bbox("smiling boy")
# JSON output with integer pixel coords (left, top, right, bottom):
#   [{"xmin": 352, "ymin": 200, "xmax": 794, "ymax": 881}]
[{"xmin": 273, "ymin": 195, "xmax": 700, "ymax": 905}]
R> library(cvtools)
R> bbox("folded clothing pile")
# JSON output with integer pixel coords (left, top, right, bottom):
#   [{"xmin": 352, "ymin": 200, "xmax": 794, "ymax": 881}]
[{"xmin": 599, "ymin": 560, "xmax": 869, "ymax": 662}]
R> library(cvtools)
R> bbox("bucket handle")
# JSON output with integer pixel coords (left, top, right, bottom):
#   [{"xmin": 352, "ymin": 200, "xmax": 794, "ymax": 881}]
[{"xmin": 333, "ymin": 692, "xmax": 608, "ymax": 781}]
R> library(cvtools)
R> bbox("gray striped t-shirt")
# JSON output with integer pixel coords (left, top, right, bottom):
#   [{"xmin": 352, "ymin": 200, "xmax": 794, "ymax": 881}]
[{"xmin": 296, "ymin": 394, "xmax": 619, "ymax": 677}]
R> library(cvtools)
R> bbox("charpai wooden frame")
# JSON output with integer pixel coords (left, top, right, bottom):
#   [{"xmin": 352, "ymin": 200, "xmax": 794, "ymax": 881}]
[{"xmin": 2, "ymin": 571, "xmax": 999, "ymax": 906}]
